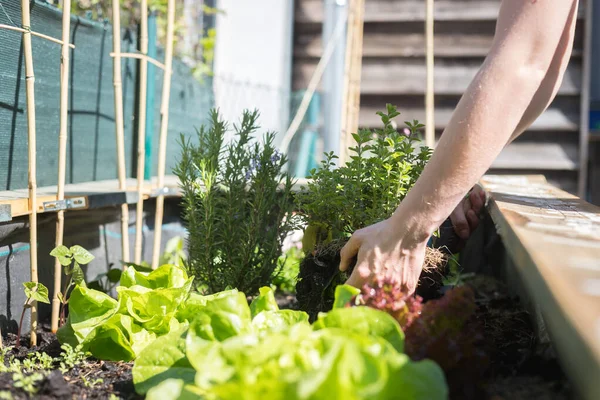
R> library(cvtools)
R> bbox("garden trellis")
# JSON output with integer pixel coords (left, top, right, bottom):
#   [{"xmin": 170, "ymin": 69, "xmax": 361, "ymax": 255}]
[{"xmin": 0, "ymin": 0, "xmax": 76, "ymax": 345}]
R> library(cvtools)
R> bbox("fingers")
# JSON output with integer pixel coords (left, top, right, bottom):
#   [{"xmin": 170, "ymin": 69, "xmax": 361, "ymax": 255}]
[
  {"xmin": 450, "ymin": 205, "xmax": 470, "ymax": 240},
  {"xmin": 469, "ymin": 189, "xmax": 485, "ymax": 215},
  {"xmin": 339, "ymin": 233, "xmax": 361, "ymax": 272},
  {"xmin": 345, "ymin": 259, "xmax": 371, "ymax": 289},
  {"xmin": 466, "ymin": 209, "xmax": 479, "ymax": 232}
]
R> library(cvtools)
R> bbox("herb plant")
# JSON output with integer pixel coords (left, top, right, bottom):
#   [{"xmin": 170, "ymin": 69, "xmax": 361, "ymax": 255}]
[
  {"xmin": 16, "ymin": 282, "xmax": 50, "ymax": 347},
  {"xmin": 174, "ymin": 109, "xmax": 299, "ymax": 294},
  {"xmin": 296, "ymin": 104, "xmax": 431, "ymax": 249}
]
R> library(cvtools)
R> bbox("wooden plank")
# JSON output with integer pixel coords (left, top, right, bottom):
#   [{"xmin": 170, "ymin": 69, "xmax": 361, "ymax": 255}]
[
  {"xmin": 492, "ymin": 142, "xmax": 579, "ymax": 171},
  {"xmin": 0, "ymin": 176, "xmax": 182, "ymax": 219},
  {"xmin": 295, "ymin": 0, "xmax": 587, "ymax": 23},
  {"xmin": 480, "ymin": 175, "xmax": 600, "ymax": 400},
  {"xmin": 293, "ymin": 58, "xmax": 582, "ymax": 95},
  {"xmin": 359, "ymin": 98, "xmax": 580, "ymax": 132},
  {"xmin": 295, "ymin": 21, "xmax": 584, "ymax": 59}
]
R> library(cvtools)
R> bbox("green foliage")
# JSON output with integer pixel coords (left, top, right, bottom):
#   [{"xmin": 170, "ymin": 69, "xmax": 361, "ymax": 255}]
[
  {"xmin": 174, "ymin": 109, "xmax": 300, "ymax": 294},
  {"xmin": 12, "ymin": 372, "xmax": 44, "ymax": 395},
  {"xmin": 132, "ymin": 285, "xmax": 447, "ymax": 400},
  {"xmin": 296, "ymin": 104, "xmax": 432, "ymax": 249},
  {"xmin": 58, "ymin": 344, "xmax": 89, "ymax": 373},
  {"xmin": 271, "ymin": 246, "xmax": 304, "ymax": 294},
  {"xmin": 23, "ymin": 282, "xmax": 50, "ymax": 306},
  {"xmin": 57, "ymin": 264, "xmax": 192, "ymax": 361},
  {"xmin": 159, "ymin": 236, "xmax": 188, "ymax": 268},
  {"xmin": 21, "ymin": 352, "xmax": 54, "ymax": 372}
]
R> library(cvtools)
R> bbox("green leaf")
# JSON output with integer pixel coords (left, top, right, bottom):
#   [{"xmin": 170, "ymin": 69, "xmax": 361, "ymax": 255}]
[
  {"xmin": 70, "ymin": 245, "xmax": 95, "ymax": 265},
  {"xmin": 106, "ymin": 268, "xmax": 122, "ymax": 284},
  {"xmin": 313, "ymin": 306, "xmax": 405, "ymax": 353},
  {"xmin": 59, "ymin": 286, "xmax": 119, "ymax": 344},
  {"xmin": 145, "ymin": 379, "xmax": 203, "ymax": 400},
  {"xmin": 120, "ymin": 264, "xmax": 188, "ymax": 289},
  {"xmin": 384, "ymin": 356, "xmax": 448, "ymax": 400},
  {"xmin": 251, "ymin": 310, "xmax": 309, "ymax": 333},
  {"xmin": 133, "ymin": 327, "xmax": 196, "ymax": 395},
  {"xmin": 332, "ymin": 284, "xmax": 360, "ymax": 309},
  {"xmin": 23, "ymin": 282, "xmax": 50, "ymax": 304},
  {"xmin": 71, "ymin": 262, "xmax": 87, "ymax": 287},
  {"xmin": 120, "ymin": 261, "xmax": 153, "ymax": 273},
  {"xmin": 50, "ymin": 245, "xmax": 72, "ymax": 266},
  {"xmin": 249, "ymin": 286, "xmax": 278, "ymax": 318},
  {"xmin": 57, "ymin": 292, "xmax": 65, "ymax": 304}
]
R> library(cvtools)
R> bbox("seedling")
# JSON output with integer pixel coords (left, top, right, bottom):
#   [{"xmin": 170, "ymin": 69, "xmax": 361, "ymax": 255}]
[
  {"xmin": 50, "ymin": 245, "xmax": 94, "ymax": 325},
  {"xmin": 58, "ymin": 343, "xmax": 88, "ymax": 373},
  {"xmin": 16, "ymin": 282, "xmax": 50, "ymax": 347},
  {"xmin": 12, "ymin": 371, "xmax": 44, "ymax": 395}
]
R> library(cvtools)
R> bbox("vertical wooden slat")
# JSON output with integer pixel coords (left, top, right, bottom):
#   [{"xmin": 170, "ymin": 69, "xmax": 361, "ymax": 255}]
[
  {"xmin": 135, "ymin": 0, "xmax": 149, "ymax": 264},
  {"xmin": 51, "ymin": 0, "xmax": 71, "ymax": 334},
  {"xmin": 425, "ymin": 0, "xmax": 435, "ymax": 147},
  {"xmin": 578, "ymin": 0, "xmax": 593, "ymax": 198},
  {"xmin": 339, "ymin": 0, "xmax": 365, "ymax": 165},
  {"xmin": 21, "ymin": 0, "xmax": 39, "ymax": 347},
  {"xmin": 151, "ymin": 0, "xmax": 176, "ymax": 269},
  {"xmin": 112, "ymin": 0, "xmax": 131, "ymax": 264}
]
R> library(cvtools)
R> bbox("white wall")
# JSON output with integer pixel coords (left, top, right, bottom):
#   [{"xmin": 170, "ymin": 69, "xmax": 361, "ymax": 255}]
[{"xmin": 213, "ymin": 0, "xmax": 294, "ymax": 144}]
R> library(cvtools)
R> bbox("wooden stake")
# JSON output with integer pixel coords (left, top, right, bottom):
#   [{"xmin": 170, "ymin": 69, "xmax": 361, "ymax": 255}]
[
  {"xmin": 21, "ymin": 0, "xmax": 39, "ymax": 347},
  {"xmin": 425, "ymin": 0, "xmax": 435, "ymax": 148},
  {"xmin": 151, "ymin": 0, "xmax": 176, "ymax": 269},
  {"xmin": 112, "ymin": 0, "xmax": 131, "ymax": 264},
  {"xmin": 135, "ymin": 0, "xmax": 149, "ymax": 264},
  {"xmin": 578, "ymin": 0, "xmax": 593, "ymax": 197},
  {"xmin": 339, "ymin": 0, "xmax": 365, "ymax": 165},
  {"xmin": 51, "ymin": 0, "xmax": 71, "ymax": 334}
]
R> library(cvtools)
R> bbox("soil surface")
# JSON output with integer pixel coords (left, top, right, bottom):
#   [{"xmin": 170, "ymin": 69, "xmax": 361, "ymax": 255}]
[{"xmin": 0, "ymin": 328, "xmax": 140, "ymax": 400}]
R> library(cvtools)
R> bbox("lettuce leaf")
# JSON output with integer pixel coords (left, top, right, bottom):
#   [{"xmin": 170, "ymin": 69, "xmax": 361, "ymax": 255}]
[{"xmin": 249, "ymin": 286, "xmax": 279, "ymax": 317}]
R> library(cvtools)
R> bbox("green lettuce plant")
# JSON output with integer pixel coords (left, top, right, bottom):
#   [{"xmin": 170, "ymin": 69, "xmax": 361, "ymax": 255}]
[
  {"xmin": 174, "ymin": 109, "xmax": 299, "ymax": 294},
  {"xmin": 132, "ymin": 283, "xmax": 448, "ymax": 400}
]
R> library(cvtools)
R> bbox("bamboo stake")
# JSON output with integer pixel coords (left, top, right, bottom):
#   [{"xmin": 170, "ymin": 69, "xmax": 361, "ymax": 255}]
[
  {"xmin": 425, "ymin": 0, "xmax": 435, "ymax": 148},
  {"xmin": 112, "ymin": 0, "xmax": 131, "ymax": 264},
  {"xmin": 50, "ymin": 0, "xmax": 71, "ymax": 334},
  {"xmin": 339, "ymin": 0, "xmax": 365, "ymax": 165},
  {"xmin": 110, "ymin": 52, "xmax": 167, "ymax": 70},
  {"xmin": 0, "ymin": 24, "xmax": 75, "ymax": 48},
  {"xmin": 21, "ymin": 0, "xmax": 39, "ymax": 347},
  {"xmin": 135, "ymin": 0, "xmax": 149, "ymax": 264},
  {"xmin": 577, "ymin": 0, "xmax": 593, "ymax": 197},
  {"xmin": 151, "ymin": 0, "xmax": 176, "ymax": 269}
]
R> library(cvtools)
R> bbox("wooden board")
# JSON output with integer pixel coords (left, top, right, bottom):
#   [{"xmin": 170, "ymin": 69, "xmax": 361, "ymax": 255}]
[
  {"xmin": 0, "ymin": 176, "xmax": 182, "ymax": 219},
  {"xmin": 359, "ymin": 99, "xmax": 580, "ymax": 132},
  {"xmin": 295, "ymin": 21, "xmax": 584, "ymax": 59},
  {"xmin": 293, "ymin": 58, "xmax": 582, "ymax": 95},
  {"xmin": 295, "ymin": 0, "xmax": 587, "ymax": 23},
  {"xmin": 480, "ymin": 174, "xmax": 600, "ymax": 400}
]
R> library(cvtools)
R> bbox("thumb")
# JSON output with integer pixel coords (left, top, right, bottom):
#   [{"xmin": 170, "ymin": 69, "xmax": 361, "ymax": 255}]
[{"xmin": 339, "ymin": 234, "xmax": 361, "ymax": 272}]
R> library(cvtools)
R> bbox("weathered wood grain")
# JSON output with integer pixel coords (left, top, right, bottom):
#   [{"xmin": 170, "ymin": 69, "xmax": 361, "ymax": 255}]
[{"xmin": 480, "ymin": 174, "xmax": 600, "ymax": 400}]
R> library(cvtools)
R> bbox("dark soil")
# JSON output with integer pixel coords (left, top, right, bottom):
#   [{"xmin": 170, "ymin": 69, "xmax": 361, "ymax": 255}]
[
  {"xmin": 466, "ymin": 275, "xmax": 572, "ymax": 400},
  {"xmin": 0, "ymin": 327, "xmax": 140, "ymax": 400}
]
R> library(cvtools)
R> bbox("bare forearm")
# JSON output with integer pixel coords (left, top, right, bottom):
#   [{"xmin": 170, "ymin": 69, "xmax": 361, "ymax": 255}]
[{"xmin": 394, "ymin": 0, "xmax": 578, "ymax": 237}]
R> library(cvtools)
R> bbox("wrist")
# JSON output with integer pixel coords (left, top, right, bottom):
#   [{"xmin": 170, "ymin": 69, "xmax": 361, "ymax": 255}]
[{"xmin": 390, "ymin": 203, "xmax": 438, "ymax": 245}]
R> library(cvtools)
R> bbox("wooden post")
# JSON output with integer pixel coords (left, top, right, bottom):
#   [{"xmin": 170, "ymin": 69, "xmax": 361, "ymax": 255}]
[
  {"xmin": 51, "ymin": 0, "xmax": 71, "ymax": 334},
  {"xmin": 135, "ymin": 0, "xmax": 149, "ymax": 264},
  {"xmin": 151, "ymin": 0, "xmax": 176, "ymax": 269},
  {"xmin": 21, "ymin": 0, "xmax": 39, "ymax": 347},
  {"xmin": 339, "ymin": 0, "xmax": 365, "ymax": 165},
  {"xmin": 111, "ymin": 0, "xmax": 131, "ymax": 264},
  {"xmin": 578, "ymin": 0, "xmax": 593, "ymax": 198},
  {"xmin": 425, "ymin": 0, "xmax": 435, "ymax": 148}
]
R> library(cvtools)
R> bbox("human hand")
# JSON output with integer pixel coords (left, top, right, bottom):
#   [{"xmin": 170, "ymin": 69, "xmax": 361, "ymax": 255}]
[
  {"xmin": 450, "ymin": 185, "xmax": 486, "ymax": 241},
  {"xmin": 339, "ymin": 217, "xmax": 430, "ymax": 294}
]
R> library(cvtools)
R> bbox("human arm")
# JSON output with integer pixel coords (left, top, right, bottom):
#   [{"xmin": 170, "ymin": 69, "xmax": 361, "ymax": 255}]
[{"xmin": 340, "ymin": 0, "xmax": 579, "ymax": 292}]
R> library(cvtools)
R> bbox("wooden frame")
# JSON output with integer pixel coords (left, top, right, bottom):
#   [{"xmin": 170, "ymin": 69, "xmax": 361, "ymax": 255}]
[{"xmin": 425, "ymin": 0, "xmax": 435, "ymax": 148}]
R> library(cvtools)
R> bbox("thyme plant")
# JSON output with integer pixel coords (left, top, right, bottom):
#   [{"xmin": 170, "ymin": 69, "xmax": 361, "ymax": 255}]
[
  {"xmin": 297, "ymin": 104, "xmax": 432, "ymax": 249},
  {"xmin": 174, "ymin": 109, "xmax": 299, "ymax": 294}
]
